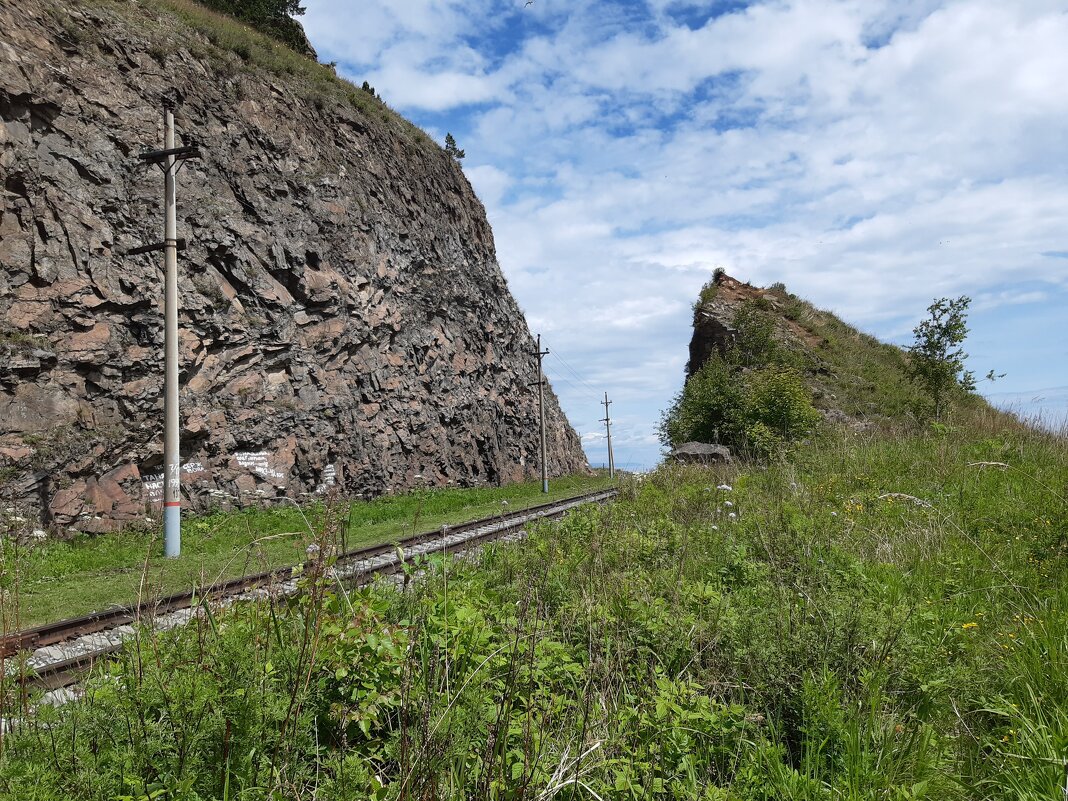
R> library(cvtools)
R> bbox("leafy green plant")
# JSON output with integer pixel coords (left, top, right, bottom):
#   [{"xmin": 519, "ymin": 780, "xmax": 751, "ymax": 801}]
[
  {"xmin": 659, "ymin": 358, "xmax": 819, "ymax": 456},
  {"xmin": 196, "ymin": 0, "xmax": 314, "ymax": 56},
  {"xmin": 907, "ymin": 296, "xmax": 976, "ymax": 421},
  {"xmin": 743, "ymin": 367, "xmax": 822, "ymax": 456}
]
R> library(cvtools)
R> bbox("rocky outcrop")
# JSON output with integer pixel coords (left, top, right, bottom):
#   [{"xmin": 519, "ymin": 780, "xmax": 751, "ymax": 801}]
[
  {"xmin": 686, "ymin": 274, "xmax": 823, "ymax": 380},
  {"xmin": 0, "ymin": 0, "xmax": 588, "ymax": 533}
]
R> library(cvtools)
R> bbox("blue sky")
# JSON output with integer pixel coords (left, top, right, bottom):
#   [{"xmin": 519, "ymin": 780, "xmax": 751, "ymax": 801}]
[{"xmin": 302, "ymin": 0, "xmax": 1068, "ymax": 469}]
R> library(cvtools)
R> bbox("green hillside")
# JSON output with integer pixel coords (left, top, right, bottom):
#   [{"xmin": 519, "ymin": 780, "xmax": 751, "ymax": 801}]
[{"xmin": 663, "ymin": 274, "xmax": 997, "ymax": 457}]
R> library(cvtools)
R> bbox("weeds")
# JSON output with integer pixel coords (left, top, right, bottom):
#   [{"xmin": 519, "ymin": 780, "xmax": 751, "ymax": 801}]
[{"xmin": 0, "ymin": 414, "xmax": 1064, "ymax": 798}]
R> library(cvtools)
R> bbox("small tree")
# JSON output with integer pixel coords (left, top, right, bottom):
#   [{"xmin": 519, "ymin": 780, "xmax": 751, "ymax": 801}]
[
  {"xmin": 907, "ymin": 296, "xmax": 976, "ymax": 421},
  {"xmin": 444, "ymin": 133, "xmax": 465, "ymax": 161}
]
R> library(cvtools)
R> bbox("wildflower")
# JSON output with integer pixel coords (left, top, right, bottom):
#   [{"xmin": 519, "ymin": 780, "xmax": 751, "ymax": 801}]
[
  {"xmin": 306, "ymin": 543, "xmax": 322, "ymax": 557},
  {"xmin": 728, "ymin": 512, "xmax": 737, "ymax": 520},
  {"xmin": 830, "ymin": 511, "xmax": 838, "ymax": 518},
  {"xmin": 723, "ymin": 500, "xmax": 734, "ymax": 508},
  {"xmin": 711, "ymin": 525, "xmax": 719, "ymax": 531},
  {"xmin": 717, "ymin": 484, "xmax": 732, "ymax": 491},
  {"xmin": 961, "ymin": 622, "xmax": 978, "ymax": 630}
]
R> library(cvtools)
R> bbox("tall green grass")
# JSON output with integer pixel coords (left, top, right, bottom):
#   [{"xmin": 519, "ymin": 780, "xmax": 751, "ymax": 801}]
[{"xmin": 0, "ymin": 413, "xmax": 1064, "ymax": 798}]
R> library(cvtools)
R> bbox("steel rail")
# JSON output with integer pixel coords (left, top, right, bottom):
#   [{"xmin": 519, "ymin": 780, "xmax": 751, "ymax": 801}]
[{"xmin": 4, "ymin": 488, "xmax": 617, "ymax": 692}]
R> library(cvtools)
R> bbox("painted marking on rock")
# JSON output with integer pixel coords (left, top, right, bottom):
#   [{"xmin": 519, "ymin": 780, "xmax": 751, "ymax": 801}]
[
  {"xmin": 142, "ymin": 460, "xmax": 209, "ymax": 502},
  {"xmin": 235, "ymin": 451, "xmax": 287, "ymax": 484},
  {"xmin": 315, "ymin": 464, "xmax": 337, "ymax": 494}
]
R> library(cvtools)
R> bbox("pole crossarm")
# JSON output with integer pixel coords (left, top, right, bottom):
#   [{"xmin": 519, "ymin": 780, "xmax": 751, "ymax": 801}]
[
  {"xmin": 125, "ymin": 238, "xmax": 187, "ymax": 256},
  {"xmin": 138, "ymin": 145, "xmax": 201, "ymax": 165}
]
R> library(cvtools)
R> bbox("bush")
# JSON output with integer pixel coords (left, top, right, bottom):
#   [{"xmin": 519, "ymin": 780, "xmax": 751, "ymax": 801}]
[
  {"xmin": 196, "ymin": 0, "xmax": 314, "ymax": 56},
  {"xmin": 728, "ymin": 300, "xmax": 778, "ymax": 367},
  {"xmin": 659, "ymin": 358, "xmax": 819, "ymax": 456},
  {"xmin": 692, "ymin": 278, "xmax": 719, "ymax": 312},
  {"xmin": 743, "ymin": 367, "xmax": 822, "ymax": 455},
  {"xmin": 659, "ymin": 355, "xmax": 743, "ymax": 448}
]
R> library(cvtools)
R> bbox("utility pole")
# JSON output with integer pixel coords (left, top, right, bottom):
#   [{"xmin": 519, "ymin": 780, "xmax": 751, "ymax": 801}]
[
  {"xmin": 131, "ymin": 103, "xmax": 201, "ymax": 558},
  {"xmin": 530, "ymin": 334, "xmax": 550, "ymax": 493},
  {"xmin": 601, "ymin": 392, "xmax": 615, "ymax": 479}
]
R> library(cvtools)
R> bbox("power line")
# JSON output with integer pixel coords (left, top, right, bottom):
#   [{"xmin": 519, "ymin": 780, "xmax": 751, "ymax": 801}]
[{"xmin": 549, "ymin": 350, "xmax": 602, "ymax": 400}]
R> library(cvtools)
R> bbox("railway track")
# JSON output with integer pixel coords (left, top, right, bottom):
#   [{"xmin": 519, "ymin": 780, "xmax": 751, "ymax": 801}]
[{"xmin": 2, "ymin": 488, "xmax": 617, "ymax": 695}]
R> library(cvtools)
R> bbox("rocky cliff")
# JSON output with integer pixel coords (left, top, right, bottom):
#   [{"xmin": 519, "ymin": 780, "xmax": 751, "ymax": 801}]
[{"xmin": 0, "ymin": 0, "xmax": 588, "ymax": 533}]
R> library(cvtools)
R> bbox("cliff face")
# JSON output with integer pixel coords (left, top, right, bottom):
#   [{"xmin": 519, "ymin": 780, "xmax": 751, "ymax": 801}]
[
  {"xmin": 0, "ymin": 0, "xmax": 588, "ymax": 533},
  {"xmin": 687, "ymin": 274, "xmax": 823, "ymax": 380}
]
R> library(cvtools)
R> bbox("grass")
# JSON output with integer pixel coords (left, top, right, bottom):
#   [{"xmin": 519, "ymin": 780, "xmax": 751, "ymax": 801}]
[
  {"xmin": 65, "ymin": 0, "xmax": 437, "ymax": 150},
  {"xmin": 1, "ymin": 410, "xmax": 1064, "ymax": 799},
  {"xmin": 1, "ymin": 473, "xmax": 612, "ymax": 630}
]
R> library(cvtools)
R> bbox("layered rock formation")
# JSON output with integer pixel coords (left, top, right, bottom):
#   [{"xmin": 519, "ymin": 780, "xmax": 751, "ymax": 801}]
[
  {"xmin": 0, "ymin": 0, "xmax": 588, "ymax": 532},
  {"xmin": 686, "ymin": 273, "xmax": 823, "ymax": 380}
]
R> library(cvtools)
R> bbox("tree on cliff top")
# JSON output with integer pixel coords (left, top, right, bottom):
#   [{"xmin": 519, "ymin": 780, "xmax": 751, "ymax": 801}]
[
  {"xmin": 445, "ymin": 133, "xmax": 466, "ymax": 161},
  {"xmin": 198, "ymin": 0, "xmax": 315, "ymax": 56}
]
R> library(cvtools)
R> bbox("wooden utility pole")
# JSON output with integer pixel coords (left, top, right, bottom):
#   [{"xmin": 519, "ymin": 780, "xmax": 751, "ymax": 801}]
[
  {"xmin": 601, "ymin": 392, "xmax": 615, "ymax": 479},
  {"xmin": 531, "ymin": 334, "xmax": 550, "ymax": 493},
  {"xmin": 131, "ymin": 103, "xmax": 201, "ymax": 558}
]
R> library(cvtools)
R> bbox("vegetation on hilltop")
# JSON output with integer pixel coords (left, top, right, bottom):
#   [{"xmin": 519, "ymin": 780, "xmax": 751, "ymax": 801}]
[
  {"xmin": 62, "ymin": 0, "xmax": 435, "ymax": 149},
  {"xmin": 663, "ymin": 276, "xmax": 995, "ymax": 456},
  {"xmin": 196, "ymin": 0, "xmax": 315, "ymax": 56},
  {"xmin": 1, "ymin": 409, "xmax": 1064, "ymax": 798}
]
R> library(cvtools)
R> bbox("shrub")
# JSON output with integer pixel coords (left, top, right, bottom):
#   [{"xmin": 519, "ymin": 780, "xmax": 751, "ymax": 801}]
[
  {"xmin": 692, "ymin": 278, "xmax": 719, "ymax": 312},
  {"xmin": 659, "ymin": 355, "xmax": 743, "ymax": 448},
  {"xmin": 743, "ymin": 367, "xmax": 822, "ymax": 455},
  {"xmin": 659, "ymin": 358, "xmax": 819, "ymax": 456},
  {"xmin": 728, "ymin": 300, "xmax": 778, "ymax": 367},
  {"xmin": 196, "ymin": 0, "xmax": 314, "ymax": 56}
]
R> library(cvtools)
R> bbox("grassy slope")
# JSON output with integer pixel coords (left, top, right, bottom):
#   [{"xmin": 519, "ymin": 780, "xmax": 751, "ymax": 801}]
[
  {"xmin": 3, "ymin": 474, "xmax": 612, "ymax": 629},
  {"xmin": 765, "ymin": 285, "xmax": 932, "ymax": 422},
  {"xmin": 60, "ymin": 0, "xmax": 435, "ymax": 147},
  {"xmin": 2, "ymin": 411, "xmax": 1064, "ymax": 799},
  {"xmin": 699, "ymin": 280, "xmax": 988, "ymax": 425}
]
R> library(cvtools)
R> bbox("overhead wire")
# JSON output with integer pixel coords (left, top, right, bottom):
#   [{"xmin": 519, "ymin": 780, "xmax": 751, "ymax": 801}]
[{"xmin": 548, "ymin": 348, "xmax": 603, "ymax": 402}]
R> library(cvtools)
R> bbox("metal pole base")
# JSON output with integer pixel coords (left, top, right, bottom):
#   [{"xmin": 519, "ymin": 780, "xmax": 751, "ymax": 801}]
[
  {"xmin": 542, "ymin": 480, "xmax": 549, "ymax": 494},
  {"xmin": 164, "ymin": 505, "xmax": 181, "ymax": 558}
]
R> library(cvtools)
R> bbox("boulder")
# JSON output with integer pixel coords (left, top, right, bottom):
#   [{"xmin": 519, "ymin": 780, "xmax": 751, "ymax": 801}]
[{"xmin": 672, "ymin": 442, "xmax": 733, "ymax": 464}]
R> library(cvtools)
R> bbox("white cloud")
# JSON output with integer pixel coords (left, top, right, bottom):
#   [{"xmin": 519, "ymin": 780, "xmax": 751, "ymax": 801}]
[{"xmin": 305, "ymin": 0, "xmax": 1068, "ymax": 468}]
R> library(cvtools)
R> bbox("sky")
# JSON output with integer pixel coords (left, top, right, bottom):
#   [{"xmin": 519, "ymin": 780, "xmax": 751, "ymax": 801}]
[{"xmin": 301, "ymin": 0, "xmax": 1068, "ymax": 470}]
